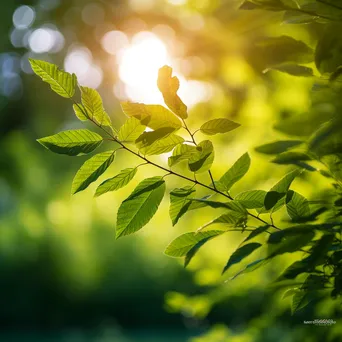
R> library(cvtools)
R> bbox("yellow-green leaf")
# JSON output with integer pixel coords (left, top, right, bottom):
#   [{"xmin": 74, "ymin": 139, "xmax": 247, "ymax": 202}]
[
  {"xmin": 121, "ymin": 102, "xmax": 182, "ymax": 130},
  {"xmin": 118, "ymin": 117, "xmax": 146, "ymax": 142},
  {"xmin": 73, "ymin": 103, "xmax": 88, "ymax": 121},
  {"xmin": 29, "ymin": 59, "xmax": 76, "ymax": 98},
  {"xmin": 140, "ymin": 134, "xmax": 184, "ymax": 155},
  {"xmin": 95, "ymin": 167, "xmax": 137, "ymax": 197},
  {"xmin": 157, "ymin": 65, "xmax": 188, "ymax": 119},
  {"xmin": 80, "ymin": 86, "xmax": 112, "ymax": 127},
  {"xmin": 37, "ymin": 129, "xmax": 103, "ymax": 156},
  {"xmin": 188, "ymin": 140, "xmax": 215, "ymax": 173},
  {"xmin": 116, "ymin": 177, "xmax": 165, "ymax": 238},
  {"xmin": 200, "ymin": 118, "xmax": 240, "ymax": 136},
  {"xmin": 72, "ymin": 151, "xmax": 115, "ymax": 194}
]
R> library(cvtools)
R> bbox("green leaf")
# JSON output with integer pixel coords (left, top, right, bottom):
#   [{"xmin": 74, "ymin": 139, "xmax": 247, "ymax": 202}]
[
  {"xmin": 230, "ymin": 258, "xmax": 268, "ymax": 280},
  {"xmin": 292, "ymin": 290, "xmax": 310, "ymax": 314},
  {"xmin": 116, "ymin": 177, "xmax": 165, "ymax": 238},
  {"xmin": 217, "ymin": 153, "xmax": 251, "ymax": 192},
  {"xmin": 243, "ymin": 225, "xmax": 270, "ymax": 243},
  {"xmin": 29, "ymin": 59, "xmax": 76, "ymax": 98},
  {"xmin": 37, "ymin": 129, "xmax": 103, "ymax": 156},
  {"xmin": 80, "ymin": 86, "xmax": 112, "ymax": 127},
  {"xmin": 286, "ymin": 190, "xmax": 310, "ymax": 220},
  {"xmin": 71, "ymin": 151, "xmax": 115, "ymax": 194},
  {"xmin": 95, "ymin": 168, "xmax": 137, "ymax": 197},
  {"xmin": 118, "ymin": 117, "xmax": 146, "ymax": 142},
  {"xmin": 165, "ymin": 230, "xmax": 224, "ymax": 257},
  {"xmin": 168, "ymin": 143, "xmax": 197, "ymax": 167},
  {"xmin": 184, "ymin": 235, "xmax": 214, "ymax": 268},
  {"xmin": 223, "ymin": 243, "xmax": 262, "ymax": 274},
  {"xmin": 121, "ymin": 102, "xmax": 182, "ymax": 130},
  {"xmin": 267, "ymin": 228, "xmax": 315, "ymax": 259},
  {"xmin": 157, "ymin": 65, "xmax": 188, "ymax": 119},
  {"xmin": 235, "ymin": 190, "xmax": 267, "ymax": 209},
  {"xmin": 264, "ymin": 64, "xmax": 314, "ymax": 77},
  {"xmin": 140, "ymin": 134, "xmax": 184, "ymax": 155},
  {"xmin": 262, "ymin": 169, "xmax": 302, "ymax": 212},
  {"xmin": 188, "ymin": 140, "xmax": 215, "ymax": 174},
  {"xmin": 255, "ymin": 140, "xmax": 303, "ymax": 154},
  {"xmin": 255, "ymin": 36, "xmax": 314, "ymax": 67},
  {"xmin": 271, "ymin": 152, "xmax": 312, "ymax": 165},
  {"xmin": 135, "ymin": 127, "xmax": 175, "ymax": 149},
  {"xmin": 169, "ymin": 187, "xmax": 196, "ymax": 226},
  {"xmin": 73, "ymin": 103, "xmax": 88, "ymax": 121},
  {"xmin": 200, "ymin": 118, "xmax": 240, "ymax": 136},
  {"xmin": 199, "ymin": 211, "xmax": 248, "ymax": 230}
]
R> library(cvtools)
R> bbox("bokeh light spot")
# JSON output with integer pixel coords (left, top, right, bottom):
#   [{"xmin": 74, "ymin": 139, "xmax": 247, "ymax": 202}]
[{"xmin": 12, "ymin": 5, "xmax": 35, "ymax": 29}]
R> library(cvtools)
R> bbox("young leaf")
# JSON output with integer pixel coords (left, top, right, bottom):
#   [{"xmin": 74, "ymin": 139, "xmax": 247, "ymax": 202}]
[
  {"xmin": 168, "ymin": 143, "xmax": 197, "ymax": 167},
  {"xmin": 169, "ymin": 187, "xmax": 196, "ymax": 226},
  {"xmin": 37, "ymin": 129, "xmax": 103, "ymax": 156},
  {"xmin": 71, "ymin": 151, "xmax": 115, "ymax": 194},
  {"xmin": 121, "ymin": 102, "xmax": 182, "ymax": 130},
  {"xmin": 165, "ymin": 230, "xmax": 224, "ymax": 257},
  {"xmin": 230, "ymin": 258, "xmax": 268, "ymax": 280},
  {"xmin": 188, "ymin": 140, "xmax": 215, "ymax": 173},
  {"xmin": 157, "ymin": 65, "xmax": 188, "ymax": 119},
  {"xmin": 261, "ymin": 169, "xmax": 302, "ymax": 212},
  {"xmin": 217, "ymin": 153, "xmax": 251, "ymax": 192},
  {"xmin": 73, "ymin": 103, "xmax": 88, "ymax": 121},
  {"xmin": 184, "ymin": 235, "xmax": 214, "ymax": 268},
  {"xmin": 200, "ymin": 118, "xmax": 240, "ymax": 136},
  {"xmin": 255, "ymin": 140, "xmax": 303, "ymax": 155},
  {"xmin": 29, "ymin": 59, "xmax": 77, "ymax": 98},
  {"xmin": 191, "ymin": 199, "xmax": 247, "ymax": 213},
  {"xmin": 235, "ymin": 190, "xmax": 267, "ymax": 209},
  {"xmin": 222, "ymin": 243, "xmax": 262, "ymax": 274},
  {"xmin": 199, "ymin": 211, "xmax": 248, "ymax": 230},
  {"xmin": 95, "ymin": 168, "xmax": 137, "ymax": 197},
  {"xmin": 286, "ymin": 190, "xmax": 310, "ymax": 220},
  {"xmin": 140, "ymin": 134, "xmax": 184, "ymax": 156},
  {"xmin": 118, "ymin": 117, "xmax": 146, "ymax": 142},
  {"xmin": 116, "ymin": 177, "xmax": 165, "ymax": 238},
  {"xmin": 80, "ymin": 86, "xmax": 112, "ymax": 127},
  {"xmin": 243, "ymin": 225, "xmax": 270, "ymax": 243}
]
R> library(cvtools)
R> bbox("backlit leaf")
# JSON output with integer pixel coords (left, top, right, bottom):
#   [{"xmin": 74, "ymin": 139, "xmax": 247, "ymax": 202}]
[
  {"xmin": 140, "ymin": 134, "xmax": 184, "ymax": 155},
  {"xmin": 168, "ymin": 143, "xmax": 197, "ymax": 167},
  {"xmin": 286, "ymin": 190, "xmax": 310, "ymax": 220},
  {"xmin": 157, "ymin": 65, "xmax": 188, "ymax": 119},
  {"xmin": 235, "ymin": 190, "xmax": 267, "ymax": 209},
  {"xmin": 116, "ymin": 177, "xmax": 165, "ymax": 238},
  {"xmin": 199, "ymin": 211, "xmax": 248, "ymax": 231},
  {"xmin": 165, "ymin": 230, "xmax": 224, "ymax": 257},
  {"xmin": 188, "ymin": 140, "xmax": 215, "ymax": 173},
  {"xmin": 73, "ymin": 103, "xmax": 88, "ymax": 121},
  {"xmin": 271, "ymin": 152, "xmax": 311, "ymax": 165},
  {"xmin": 37, "ymin": 129, "xmax": 103, "ymax": 156},
  {"xmin": 71, "ymin": 151, "xmax": 115, "ymax": 194},
  {"xmin": 121, "ymin": 102, "xmax": 182, "ymax": 130},
  {"xmin": 217, "ymin": 153, "xmax": 250, "ymax": 192},
  {"xmin": 95, "ymin": 168, "xmax": 137, "ymax": 197},
  {"xmin": 80, "ymin": 86, "xmax": 112, "ymax": 127},
  {"xmin": 29, "ymin": 59, "xmax": 76, "ymax": 98},
  {"xmin": 261, "ymin": 169, "xmax": 302, "ymax": 212},
  {"xmin": 118, "ymin": 117, "xmax": 146, "ymax": 142},
  {"xmin": 223, "ymin": 243, "xmax": 262, "ymax": 274},
  {"xmin": 169, "ymin": 187, "xmax": 196, "ymax": 226},
  {"xmin": 200, "ymin": 118, "xmax": 240, "ymax": 136},
  {"xmin": 264, "ymin": 64, "xmax": 314, "ymax": 77}
]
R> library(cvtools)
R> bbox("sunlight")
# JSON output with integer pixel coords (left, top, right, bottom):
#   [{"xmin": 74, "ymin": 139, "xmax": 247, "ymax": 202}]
[{"xmin": 118, "ymin": 31, "xmax": 170, "ymax": 103}]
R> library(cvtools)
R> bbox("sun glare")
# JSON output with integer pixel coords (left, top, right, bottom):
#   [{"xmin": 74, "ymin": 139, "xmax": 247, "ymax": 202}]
[{"xmin": 118, "ymin": 32, "xmax": 170, "ymax": 103}]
